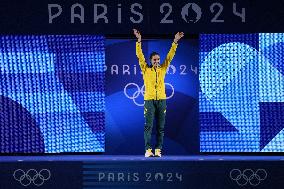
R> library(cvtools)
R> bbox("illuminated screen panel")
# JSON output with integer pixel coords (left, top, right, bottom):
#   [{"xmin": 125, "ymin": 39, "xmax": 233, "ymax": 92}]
[
  {"xmin": 199, "ymin": 34, "xmax": 284, "ymax": 152},
  {"xmin": 0, "ymin": 35, "xmax": 105, "ymax": 153},
  {"xmin": 105, "ymin": 39, "xmax": 199, "ymax": 155}
]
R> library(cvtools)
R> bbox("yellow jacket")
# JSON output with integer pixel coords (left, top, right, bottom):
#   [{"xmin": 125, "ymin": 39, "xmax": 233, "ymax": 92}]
[{"xmin": 136, "ymin": 42, "xmax": 178, "ymax": 100}]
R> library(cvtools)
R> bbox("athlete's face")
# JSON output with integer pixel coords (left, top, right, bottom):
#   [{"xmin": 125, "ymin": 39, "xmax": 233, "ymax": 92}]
[{"xmin": 151, "ymin": 55, "xmax": 160, "ymax": 67}]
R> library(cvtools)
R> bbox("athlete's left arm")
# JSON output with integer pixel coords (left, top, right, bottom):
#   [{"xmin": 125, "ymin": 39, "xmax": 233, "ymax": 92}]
[{"xmin": 161, "ymin": 32, "xmax": 184, "ymax": 71}]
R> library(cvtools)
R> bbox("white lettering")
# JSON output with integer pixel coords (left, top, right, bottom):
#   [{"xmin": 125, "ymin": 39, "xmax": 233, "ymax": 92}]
[
  {"xmin": 123, "ymin": 65, "xmax": 130, "ymax": 75},
  {"xmin": 94, "ymin": 4, "xmax": 108, "ymax": 23},
  {"xmin": 108, "ymin": 173, "xmax": 115, "ymax": 182},
  {"xmin": 130, "ymin": 3, "xmax": 143, "ymax": 23},
  {"xmin": 99, "ymin": 173, "xmax": 105, "ymax": 181},
  {"xmin": 117, "ymin": 173, "xmax": 124, "ymax": 181},
  {"xmin": 48, "ymin": 4, "xmax": 62, "ymax": 24},
  {"xmin": 111, "ymin": 65, "xmax": 118, "ymax": 74},
  {"xmin": 118, "ymin": 4, "xmax": 122, "ymax": 23},
  {"xmin": 71, "ymin": 3, "xmax": 84, "ymax": 23},
  {"xmin": 133, "ymin": 173, "xmax": 139, "ymax": 181}
]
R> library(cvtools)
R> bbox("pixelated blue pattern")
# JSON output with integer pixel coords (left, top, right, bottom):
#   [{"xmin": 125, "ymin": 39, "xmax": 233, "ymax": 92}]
[
  {"xmin": 259, "ymin": 33, "xmax": 284, "ymax": 103},
  {"xmin": 200, "ymin": 34, "xmax": 284, "ymax": 152},
  {"xmin": 260, "ymin": 103, "xmax": 284, "ymax": 151},
  {"xmin": 0, "ymin": 35, "xmax": 105, "ymax": 153},
  {"xmin": 200, "ymin": 112, "xmax": 238, "ymax": 132},
  {"xmin": 259, "ymin": 33, "xmax": 284, "ymax": 152}
]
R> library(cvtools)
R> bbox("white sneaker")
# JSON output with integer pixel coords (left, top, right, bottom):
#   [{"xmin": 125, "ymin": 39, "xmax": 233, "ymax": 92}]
[
  {"xmin": 145, "ymin": 149, "xmax": 154, "ymax": 157},
  {"xmin": 155, "ymin": 149, "xmax": 162, "ymax": 157}
]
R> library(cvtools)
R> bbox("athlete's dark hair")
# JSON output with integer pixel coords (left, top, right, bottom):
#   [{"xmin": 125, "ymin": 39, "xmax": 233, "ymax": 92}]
[{"xmin": 150, "ymin": 52, "xmax": 160, "ymax": 60}]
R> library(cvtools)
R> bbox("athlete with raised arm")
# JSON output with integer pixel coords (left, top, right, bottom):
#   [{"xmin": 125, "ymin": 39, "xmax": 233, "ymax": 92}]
[{"xmin": 133, "ymin": 29, "xmax": 184, "ymax": 157}]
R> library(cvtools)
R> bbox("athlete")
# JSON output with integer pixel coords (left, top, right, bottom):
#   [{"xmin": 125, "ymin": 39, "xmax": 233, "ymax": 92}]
[{"xmin": 133, "ymin": 29, "xmax": 184, "ymax": 157}]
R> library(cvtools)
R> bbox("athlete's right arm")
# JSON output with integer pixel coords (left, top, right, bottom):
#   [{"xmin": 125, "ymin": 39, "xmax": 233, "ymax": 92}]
[{"xmin": 133, "ymin": 29, "xmax": 146, "ymax": 73}]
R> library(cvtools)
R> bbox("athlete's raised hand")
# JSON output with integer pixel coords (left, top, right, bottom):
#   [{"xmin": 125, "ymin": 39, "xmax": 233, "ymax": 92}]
[
  {"xmin": 174, "ymin": 32, "xmax": 184, "ymax": 43},
  {"xmin": 133, "ymin": 29, "xmax": 142, "ymax": 42}
]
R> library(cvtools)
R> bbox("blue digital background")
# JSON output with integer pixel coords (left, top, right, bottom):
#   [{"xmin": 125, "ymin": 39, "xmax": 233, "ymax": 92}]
[
  {"xmin": 105, "ymin": 39, "xmax": 199, "ymax": 155},
  {"xmin": 0, "ymin": 35, "xmax": 105, "ymax": 153},
  {"xmin": 200, "ymin": 34, "xmax": 284, "ymax": 152}
]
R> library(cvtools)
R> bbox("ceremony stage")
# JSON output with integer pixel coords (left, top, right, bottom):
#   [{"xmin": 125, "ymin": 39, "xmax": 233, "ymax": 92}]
[{"xmin": 1, "ymin": 155, "xmax": 284, "ymax": 189}]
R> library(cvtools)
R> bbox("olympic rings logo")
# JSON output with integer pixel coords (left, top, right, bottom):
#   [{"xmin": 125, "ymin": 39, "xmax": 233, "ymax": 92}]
[
  {"xmin": 13, "ymin": 169, "xmax": 51, "ymax": 187},
  {"xmin": 229, "ymin": 169, "xmax": 267, "ymax": 186},
  {"xmin": 124, "ymin": 83, "xmax": 174, "ymax": 106}
]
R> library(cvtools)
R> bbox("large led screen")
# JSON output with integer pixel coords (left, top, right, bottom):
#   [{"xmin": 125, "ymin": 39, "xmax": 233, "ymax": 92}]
[
  {"xmin": 0, "ymin": 35, "xmax": 105, "ymax": 153},
  {"xmin": 200, "ymin": 34, "xmax": 284, "ymax": 152}
]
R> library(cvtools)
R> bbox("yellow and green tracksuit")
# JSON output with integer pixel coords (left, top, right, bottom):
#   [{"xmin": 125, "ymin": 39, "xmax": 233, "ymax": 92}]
[{"xmin": 136, "ymin": 41, "xmax": 178, "ymax": 150}]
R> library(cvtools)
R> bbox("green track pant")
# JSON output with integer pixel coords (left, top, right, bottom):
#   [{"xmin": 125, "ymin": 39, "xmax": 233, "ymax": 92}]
[{"xmin": 144, "ymin": 100, "xmax": 167, "ymax": 150}]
